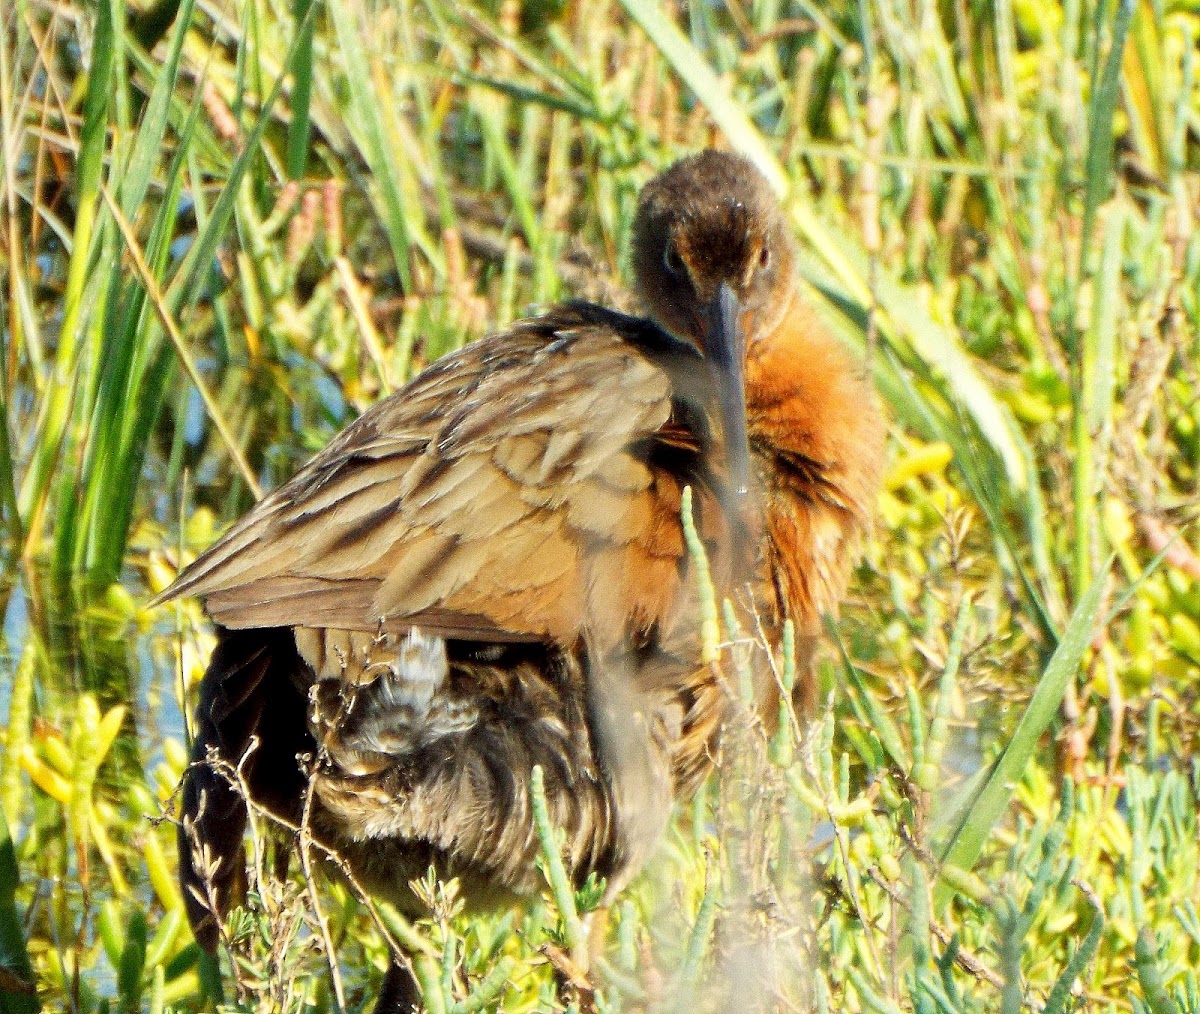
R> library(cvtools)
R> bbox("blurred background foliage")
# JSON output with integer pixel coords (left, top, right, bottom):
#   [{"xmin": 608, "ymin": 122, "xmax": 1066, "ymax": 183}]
[{"xmin": 0, "ymin": 0, "xmax": 1198, "ymax": 1008}]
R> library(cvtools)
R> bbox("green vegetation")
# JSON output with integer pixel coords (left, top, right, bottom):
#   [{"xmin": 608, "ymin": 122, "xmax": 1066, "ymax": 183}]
[{"xmin": 0, "ymin": 0, "xmax": 1198, "ymax": 1009}]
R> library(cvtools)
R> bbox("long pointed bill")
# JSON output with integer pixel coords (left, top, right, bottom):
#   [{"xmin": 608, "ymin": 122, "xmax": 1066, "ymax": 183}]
[{"xmin": 704, "ymin": 282, "xmax": 751, "ymax": 500}]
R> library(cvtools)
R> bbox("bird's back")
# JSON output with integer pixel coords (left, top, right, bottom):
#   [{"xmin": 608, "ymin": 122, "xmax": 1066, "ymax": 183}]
[{"xmin": 163, "ymin": 303, "xmax": 731, "ymax": 651}]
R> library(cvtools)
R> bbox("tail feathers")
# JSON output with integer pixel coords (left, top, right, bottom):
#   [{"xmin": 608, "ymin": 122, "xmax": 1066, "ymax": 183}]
[
  {"xmin": 337, "ymin": 629, "xmax": 459, "ymax": 755},
  {"xmin": 178, "ymin": 627, "xmax": 312, "ymax": 953}
]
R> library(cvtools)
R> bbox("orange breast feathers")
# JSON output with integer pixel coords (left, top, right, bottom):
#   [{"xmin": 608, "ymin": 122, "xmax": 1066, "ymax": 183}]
[{"xmin": 746, "ymin": 297, "xmax": 885, "ymax": 633}]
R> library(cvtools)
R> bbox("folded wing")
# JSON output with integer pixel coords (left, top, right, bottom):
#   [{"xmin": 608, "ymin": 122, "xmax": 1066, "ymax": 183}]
[{"xmin": 158, "ymin": 307, "xmax": 717, "ymax": 652}]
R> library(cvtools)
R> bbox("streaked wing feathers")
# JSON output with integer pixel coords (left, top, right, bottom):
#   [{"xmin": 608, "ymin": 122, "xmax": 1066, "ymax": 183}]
[{"xmin": 159, "ymin": 307, "xmax": 706, "ymax": 647}]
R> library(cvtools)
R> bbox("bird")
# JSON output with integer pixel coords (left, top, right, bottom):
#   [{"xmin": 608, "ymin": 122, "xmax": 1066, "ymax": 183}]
[{"xmin": 156, "ymin": 149, "xmax": 884, "ymax": 1009}]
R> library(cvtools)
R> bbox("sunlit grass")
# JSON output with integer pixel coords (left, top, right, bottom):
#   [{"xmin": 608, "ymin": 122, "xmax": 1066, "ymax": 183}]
[{"xmin": 0, "ymin": 0, "xmax": 1198, "ymax": 1009}]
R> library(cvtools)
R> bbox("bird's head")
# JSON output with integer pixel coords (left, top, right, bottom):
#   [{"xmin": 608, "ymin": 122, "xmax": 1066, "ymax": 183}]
[{"xmin": 631, "ymin": 150, "xmax": 797, "ymax": 499}]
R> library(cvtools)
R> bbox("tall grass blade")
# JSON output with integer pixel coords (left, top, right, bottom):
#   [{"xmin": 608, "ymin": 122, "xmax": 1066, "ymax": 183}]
[
  {"xmin": 1079, "ymin": 0, "xmax": 1135, "ymax": 275},
  {"xmin": 71, "ymin": 150, "xmax": 190, "ymax": 580},
  {"xmin": 1069, "ymin": 0, "xmax": 1132, "ymax": 596},
  {"xmin": 934, "ymin": 561, "xmax": 1110, "ymax": 905},
  {"xmin": 17, "ymin": 0, "xmax": 117, "ymax": 540},
  {"xmin": 1085, "ymin": 207, "xmax": 1124, "ymax": 436},
  {"xmin": 103, "ymin": 188, "xmax": 262, "ymax": 500},
  {"xmin": 119, "ymin": 0, "xmax": 196, "ymax": 217},
  {"xmin": 0, "ymin": 384, "xmax": 19, "ymax": 547},
  {"xmin": 327, "ymin": 0, "xmax": 415, "ymax": 291},
  {"xmin": 1122, "ymin": 2, "xmax": 1163, "ymax": 176},
  {"xmin": 870, "ymin": 268, "xmax": 1027, "ymax": 491},
  {"xmin": 58, "ymin": 0, "xmax": 199, "ymax": 581},
  {"xmin": 0, "ymin": 0, "xmax": 25, "ymax": 523},
  {"xmin": 286, "ymin": 0, "xmax": 316, "ymax": 180},
  {"xmin": 473, "ymin": 95, "xmax": 541, "ymax": 252},
  {"xmin": 163, "ymin": 0, "xmax": 319, "ymax": 315}
]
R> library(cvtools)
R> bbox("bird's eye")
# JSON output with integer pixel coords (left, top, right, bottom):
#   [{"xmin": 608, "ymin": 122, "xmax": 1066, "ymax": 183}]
[
  {"xmin": 759, "ymin": 245, "xmax": 771, "ymax": 270},
  {"xmin": 663, "ymin": 242, "xmax": 684, "ymax": 276}
]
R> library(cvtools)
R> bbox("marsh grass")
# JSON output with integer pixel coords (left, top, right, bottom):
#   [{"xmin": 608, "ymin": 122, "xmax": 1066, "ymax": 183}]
[{"xmin": 0, "ymin": 0, "xmax": 1199, "ymax": 1009}]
